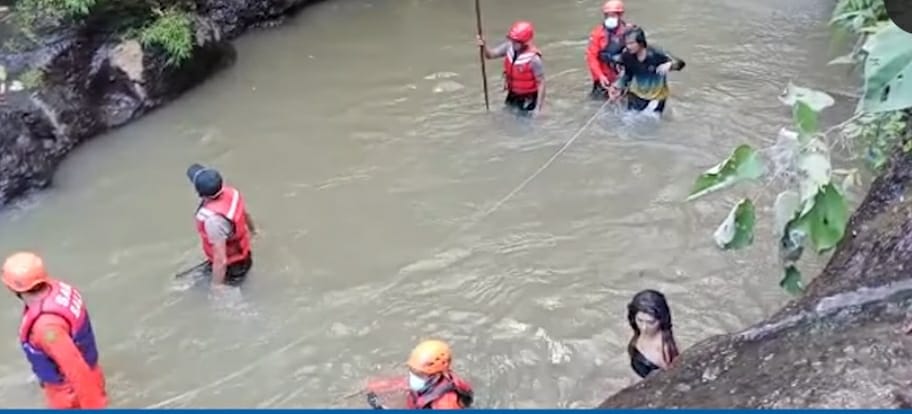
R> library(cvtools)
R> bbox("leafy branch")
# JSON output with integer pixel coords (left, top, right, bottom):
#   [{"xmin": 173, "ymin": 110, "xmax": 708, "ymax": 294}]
[{"xmin": 685, "ymin": 4, "xmax": 912, "ymax": 295}]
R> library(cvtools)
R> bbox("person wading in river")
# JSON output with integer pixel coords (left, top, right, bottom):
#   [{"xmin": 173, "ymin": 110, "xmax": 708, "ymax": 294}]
[
  {"xmin": 608, "ymin": 28, "xmax": 685, "ymax": 114},
  {"xmin": 367, "ymin": 340, "xmax": 474, "ymax": 409},
  {"xmin": 2, "ymin": 252, "xmax": 107, "ymax": 409},
  {"xmin": 187, "ymin": 163, "xmax": 257, "ymax": 288},
  {"xmin": 477, "ymin": 21, "xmax": 546, "ymax": 116},
  {"xmin": 626, "ymin": 289, "xmax": 680, "ymax": 379},
  {"xmin": 586, "ymin": 0, "xmax": 639, "ymax": 99}
]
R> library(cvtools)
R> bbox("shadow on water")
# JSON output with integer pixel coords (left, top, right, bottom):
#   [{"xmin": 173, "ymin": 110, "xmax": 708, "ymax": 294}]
[{"xmin": 0, "ymin": 0, "xmax": 855, "ymax": 408}]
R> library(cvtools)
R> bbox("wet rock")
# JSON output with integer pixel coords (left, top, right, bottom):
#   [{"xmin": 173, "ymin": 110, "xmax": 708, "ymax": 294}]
[
  {"xmin": 0, "ymin": 0, "xmax": 325, "ymax": 206},
  {"xmin": 598, "ymin": 121, "xmax": 912, "ymax": 408}
]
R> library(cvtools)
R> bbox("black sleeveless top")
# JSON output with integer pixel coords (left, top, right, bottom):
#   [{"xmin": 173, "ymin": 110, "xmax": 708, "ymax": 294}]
[{"xmin": 630, "ymin": 347, "xmax": 662, "ymax": 379}]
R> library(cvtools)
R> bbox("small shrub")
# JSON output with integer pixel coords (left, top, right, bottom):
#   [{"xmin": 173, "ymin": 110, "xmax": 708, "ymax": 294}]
[
  {"xmin": 17, "ymin": 68, "xmax": 44, "ymax": 90},
  {"xmin": 139, "ymin": 8, "xmax": 194, "ymax": 66},
  {"xmin": 13, "ymin": 0, "xmax": 96, "ymax": 27}
]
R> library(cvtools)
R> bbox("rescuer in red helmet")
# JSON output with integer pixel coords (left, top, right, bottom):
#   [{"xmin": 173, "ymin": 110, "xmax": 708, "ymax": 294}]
[
  {"xmin": 2, "ymin": 252, "xmax": 107, "ymax": 409},
  {"xmin": 586, "ymin": 0, "xmax": 640, "ymax": 99},
  {"xmin": 476, "ymin": 21, "xmax": 546, "ymax": 116}
]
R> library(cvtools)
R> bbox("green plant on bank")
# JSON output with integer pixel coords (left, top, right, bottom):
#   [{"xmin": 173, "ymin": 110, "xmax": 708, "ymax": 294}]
[
  {"xmin": 17, "ymin": 67, "xmax": 45, "ymax": 89},
  {"xmin": 12, "ymin": 0, "xmax": 95, "ymax": 28},
  {"xmin": 8, "ymin": 0, "xmax": 195, "ymax": 66},
  {"xmin": 687, "ymin": 0, "xmax": 912, "ymax": 295},
  {"xmin": 139, "ymin": 7, "xmax": 194, "ymax": 66}
]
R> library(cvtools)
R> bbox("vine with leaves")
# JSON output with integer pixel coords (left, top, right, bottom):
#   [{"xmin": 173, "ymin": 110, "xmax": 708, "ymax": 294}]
[{"xmin": 686, "ymin": 0, "xmax": 912, "ymax": 294}]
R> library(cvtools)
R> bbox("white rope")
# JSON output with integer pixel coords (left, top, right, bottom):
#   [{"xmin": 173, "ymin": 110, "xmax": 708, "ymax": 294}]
[
  {"xmin": 473, "ymin": 99, "xmax": 611, "ymax": 225},
  {"xmin": 145, "ymin": 84, "xmax": 611, "ymax": 409}
]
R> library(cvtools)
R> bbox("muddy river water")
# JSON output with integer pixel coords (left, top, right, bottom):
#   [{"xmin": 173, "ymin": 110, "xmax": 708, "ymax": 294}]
[{"xmin": 0, "ymin": 0, "xmax": 854, "ymax": 408}]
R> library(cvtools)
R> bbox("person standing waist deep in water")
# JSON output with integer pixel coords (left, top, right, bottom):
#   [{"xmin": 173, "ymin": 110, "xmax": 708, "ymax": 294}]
[
  {"xmin": 2, "ymin": 252, "xmax": 108, "ymax": 409},
  {"xmin": 186, "ymin": 163, "xmax": 257, "ymax": 288},
  {"xmin": 627, "ymin": 289, "xmax": 680, "ymax": 378},
  {"xmin": 609, "ymin": 28, "xmax": 685, "ymax": 114},
  {"xmin": 585, "ymin": 0, "xmax": 639, "ymax": 99},
  {"xmin": 477, "ymin": 21, "xmax": 546, "ymax": 116}
]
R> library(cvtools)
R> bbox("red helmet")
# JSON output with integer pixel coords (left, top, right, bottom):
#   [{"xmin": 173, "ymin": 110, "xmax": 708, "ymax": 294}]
[
  {"xmin": 507, "ymin": 21, "xmax": 534, "ymax": 43},
  {"xmin": 2, "ymin": 252, "xmax": 50, "ymax": 293},
  {"xmin": 602, "ymin": 0, "xmax": 624, "ymax": 13}
]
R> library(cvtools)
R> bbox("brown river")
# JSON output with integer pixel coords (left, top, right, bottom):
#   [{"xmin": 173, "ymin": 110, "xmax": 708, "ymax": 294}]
[{"xmin": 0, "ymin": 0, "xmax": 855, "ymax": 408}]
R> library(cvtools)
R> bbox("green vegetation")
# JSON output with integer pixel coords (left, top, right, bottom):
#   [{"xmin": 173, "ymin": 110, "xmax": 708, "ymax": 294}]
[
  {"xmin": 12, "ymin": 0, "xmax": 96, "ymax": 27},
  {"xmin": 687, "ymin": 0, "xmax": 912, "ymax": 295},
  {"xmin": 17, "ymin": 68, "xmax": 44, "ymax": 89},
  {"xmin": 6, "ymin": 0, "xmax": 195, "ymax": 66},
  {"xmin": 140, "ymin": 7, "xmax": 194, "ymax": 65}
]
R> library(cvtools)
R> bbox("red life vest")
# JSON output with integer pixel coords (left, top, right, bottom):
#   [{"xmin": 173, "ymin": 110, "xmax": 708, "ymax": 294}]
[
  {"xmin": 503, "ymin": 44, "xmax": 542, "ymax": 95},
  {"xmin": 406, "ymin": 372, "xmax": 474, "ymax": 409},
  {"xmin": 194, "ymin": 185, "xmax": 251, "ymax": 265},
  {"xmin": 19, "ymin": 280, "xmax": 100, "ymax": 385}
]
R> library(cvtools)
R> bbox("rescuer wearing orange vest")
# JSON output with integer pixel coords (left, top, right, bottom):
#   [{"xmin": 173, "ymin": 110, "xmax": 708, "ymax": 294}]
[
  {"xmin": 477, "ymin": 21, "xmax": 546, "ymax": 115},
  {"xmin": 2, "ymin": 252, "xmax": 107, "ymax": 409},
  {"xmin": 586, "ymin": 0, "xmax": 639, "ymax": 99},
  {"xmin": 186, "ymin": 163, "xmax": 257, "ymax": 287},
  {"xmin": 367, "ymin": 339, "xmax": 474, "ymax": 409}
]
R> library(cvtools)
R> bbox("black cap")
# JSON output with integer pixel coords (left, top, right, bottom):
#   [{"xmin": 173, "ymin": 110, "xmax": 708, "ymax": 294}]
[{"xmin": 186, "ymin": 163, "xmax": 223, "ymax": 197}]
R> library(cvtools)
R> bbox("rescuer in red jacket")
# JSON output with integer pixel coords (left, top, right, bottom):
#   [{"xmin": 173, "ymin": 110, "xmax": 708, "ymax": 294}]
[
  {"xmin": 2, "ymin": 252, "xmax": 107, "ymax": 409},
  {"xmin": 367, "ymin": 340, "xmax": 474, "ymax": 409},
  {"xmin": 586, "ymin": 0, "xmax": 639, "ymax": 99}
]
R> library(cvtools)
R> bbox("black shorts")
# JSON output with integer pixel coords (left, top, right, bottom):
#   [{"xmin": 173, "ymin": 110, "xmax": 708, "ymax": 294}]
[
  {"xmin": 627, "ymin": 94, "xmax": 666, "ymax": 113},
  {"xmin": 505, "ymin": 92, "xmax": 538, "ymax": 112},
  {"xmin": 204, "ymin": 254, "xmax": 253, "ymax": 286}
]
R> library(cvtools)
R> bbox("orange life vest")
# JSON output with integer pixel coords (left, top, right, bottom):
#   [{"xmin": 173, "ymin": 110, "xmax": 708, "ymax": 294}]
[
  {"xmin": 194, "ymin": 185, "xmax": 251, "ymax": 265},
  {"xmin": 503, "ymin": 44, "xmax": 541, "ymax": 95},
  {"xmin": 406, "ymin": 372, "xmax": 474, "ymax": 409}
]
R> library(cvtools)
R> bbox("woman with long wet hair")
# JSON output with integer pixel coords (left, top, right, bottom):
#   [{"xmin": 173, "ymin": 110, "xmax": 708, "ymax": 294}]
[{"xmin": 626, "ymin": 289, "xmax": 679, "ymax": 378}]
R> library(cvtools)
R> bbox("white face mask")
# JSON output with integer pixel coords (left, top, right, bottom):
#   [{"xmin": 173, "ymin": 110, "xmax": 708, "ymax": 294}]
[
  {"xmin": 604, "ymin": 16, "xmax": 619, "ymax": 29},
  {"xmin": 408, "ymin": 372, "xmax": 428, "ymax": 392}
]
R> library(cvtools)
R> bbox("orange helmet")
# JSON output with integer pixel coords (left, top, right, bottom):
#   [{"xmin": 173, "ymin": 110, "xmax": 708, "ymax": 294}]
[
  {"xmin": 2, "ymin": 252, "xmax": 50, "ymax": 293},
  {"xmin": 407, "ymin": 340, "xmax": 452, "ymax": 375},
  {"xmin": 602, "ymin": 0, "xmax": 625, "ymax": 13},
  {"xmin": 507, "ymin": 21, "xmax": 534, "ymax": 43}
]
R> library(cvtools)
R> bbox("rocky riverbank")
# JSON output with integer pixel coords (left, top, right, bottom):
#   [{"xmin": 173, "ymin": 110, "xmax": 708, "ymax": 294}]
[
  {"xmin": 0, "ymin": 0, "xmax": 322, "ymax": 206},
  {"xmin": 598, "ymin": 118, "xmax": 912, "ymax": 408}
]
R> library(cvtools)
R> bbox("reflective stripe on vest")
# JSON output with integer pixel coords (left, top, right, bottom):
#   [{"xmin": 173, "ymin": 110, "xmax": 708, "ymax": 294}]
[
  {"xmin": 194, "ymin": 185, "xmax": 251, "ymax": 265},
  {"xmin": 503, "ymin": 45, "xmax": 541, "ymax": 95},
  {"xmin": 19, "ymin": 280, "xmax": 99, "ymax": 385}
]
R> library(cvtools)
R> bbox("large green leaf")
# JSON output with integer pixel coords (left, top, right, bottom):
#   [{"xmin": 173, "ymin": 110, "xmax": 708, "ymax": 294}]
[
  {"xmin": 780, "ymin": 265, "xmax": 804, "ymax": 295},
  {"xmin": 794, "ymin": 184, "xmax": 849, "ymax": 253},
  {"xmin": 687, "ymin": 145, "xmax": 765, "ymax": 201},
  {"xmin": 859, "ymin": 22, "xmax": 912, "ymax": 113},
  {"xmin": 713, "ymin": 198, "xmax": 756, "ymax": 250},
  {"xmin": 778, "ymin": 82, "xmax": 835, "ymax": 112},
  {"xmin": 793, "ymin": 101, "xmax": 819, "ymax": 135}
]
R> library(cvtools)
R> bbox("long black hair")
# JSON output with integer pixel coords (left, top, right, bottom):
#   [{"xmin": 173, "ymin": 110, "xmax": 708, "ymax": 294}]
[{"xmin": 626, "ymin": 289, "xmax": 679, "ymax": 366}]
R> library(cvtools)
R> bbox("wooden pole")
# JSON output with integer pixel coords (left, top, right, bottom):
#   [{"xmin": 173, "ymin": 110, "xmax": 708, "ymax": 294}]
[{"xmin": 474, "ymin": 0, "xmax": 491, "ymax": 112}]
